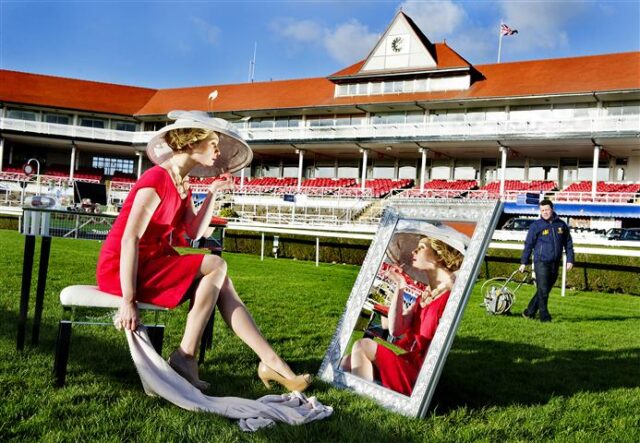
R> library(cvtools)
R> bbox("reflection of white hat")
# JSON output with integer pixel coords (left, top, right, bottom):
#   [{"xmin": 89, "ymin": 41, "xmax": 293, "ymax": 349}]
[
  {"xmin": 386, "ymin": 221, "xmax": 470, "ymax": 284},
  {"xmin": 146, "ymin": 110, "xmax": 252, "ymax": 177}
]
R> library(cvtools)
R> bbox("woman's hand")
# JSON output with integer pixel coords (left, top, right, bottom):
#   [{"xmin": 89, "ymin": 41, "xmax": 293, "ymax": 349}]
[
  {"xmin": 118, "ymin": 300, "xmax": 140, "ymax": 331},
  {"xmin": 208, "ymin": 173, "xmax": 235, "ymax": 195},
  {"xmin": 385, "ymin": 264, "xmax": 407, "ymax": 290}
]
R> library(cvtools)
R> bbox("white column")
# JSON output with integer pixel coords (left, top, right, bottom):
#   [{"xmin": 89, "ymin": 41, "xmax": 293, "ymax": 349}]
[
  {"xmin": 334, "ymin": 159, "xmax": 338, "ymax": 178},
  {"xmin": 419, "ymin": 148, "xmax": 428, "ymax": 192},
  {"xmin": 69, "ymin": 143, "xmax": 77, "ymax": 179},
  {"xmin": 296, "ymin": 149, "xmax": 304, "ymax": 191},
  {"xmin": 499, "ymin": 146, "xmax": 508, "ymax": 199},
  {"xmin": 608, "ymin": 157, "xmax": 616, "ymax": 182},
  {"xmin": 591, "ymin": 145, "xmax": 600, "ymax": 199},
  {"xmin": 524, "ymin": 157, "xmax": 530, "ymax": 181},
  {"xmin": 393, "ymin": 157, "xmax": 399, "ymax": 180},
  {"xmin": 136, "ymin": 152, "xmax": 143, "ymax": 178},
  {"xmin": 0, "ymin": 137, "xmax": 4, "ymax": 171},
  {"xmin": 240, "ymin": 168, "xmax": 245, "ymax": 190},
  {"xmin": 315, "ymin": 237, "xmax": 320, "ymax": 267},
  {"xmin": 360, "ymin": 149, "xmax": 368, "ymax": 191}
]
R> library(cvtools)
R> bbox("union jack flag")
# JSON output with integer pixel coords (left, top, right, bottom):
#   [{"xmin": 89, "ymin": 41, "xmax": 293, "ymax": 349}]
[{"xmin": 501, "ymin": 24, "xmax": 518, "ymax": 36}]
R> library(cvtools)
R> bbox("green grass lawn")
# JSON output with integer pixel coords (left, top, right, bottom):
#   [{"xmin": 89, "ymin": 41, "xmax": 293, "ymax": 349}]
[{"xmin": 0, "ymin": 229, "xmax": 638, "ymax": 442}]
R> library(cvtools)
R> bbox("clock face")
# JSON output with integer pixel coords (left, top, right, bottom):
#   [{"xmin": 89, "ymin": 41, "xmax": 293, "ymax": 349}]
[
  {"xmin": 390, "ymin": 36, "xmax": 403, "ymax": 53},
  {"xmin": 23, "ymin": 163, "xmax": 34, "ymax": 176}
]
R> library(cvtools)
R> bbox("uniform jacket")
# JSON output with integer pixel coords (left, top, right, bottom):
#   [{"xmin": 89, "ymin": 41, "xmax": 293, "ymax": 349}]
[{"xmin": 520, "ymin": 212, "xmax": 575, "ymax": 265}]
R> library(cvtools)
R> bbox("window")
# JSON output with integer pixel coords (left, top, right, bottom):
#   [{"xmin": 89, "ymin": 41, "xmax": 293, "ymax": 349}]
[
  {"xmin": 335, "ymin": 114, "xmax": 366, "ymax": 126},
  {"xmin": 43, "ymin": 113, "xmax": 71, "ymax": 124},
  {"xmin": 112, "ymin": 120, "xmax": 137, "ymax": 131},
  {"xmin": 370, "ymin": 82, "xmax": 382, "ymax": 95},
  {"xmin": 356, "ymin": 83, "xmax": 368, "ymax": 95},
  {"xmin": 80, "ymin": 117, "xmax": 106, "ymax": 128},
  {"xmin": 7, "ymin": 109, "xmax": 37, "ymax": 121},
  {"xmin": 371, "ymin": 112, "xmax": 405, "ymax": 125},
  {"xmin": 336, "ymin": 84, "xmax": 348, "ymax": 97},
  {"xmin": 92, "ymin": 156, "xmax": 134, "ymax": 175},
  {"xmin": 414, "ymin": 79, "xmax": 428, "ymax": 92},
  {"xmin": 307, "ymin": 116, "xmax": 334, "ymax": 127},
  {"xmin": 406, "ymin": 111, "xmax": 424, "ymax": 124},
  {"xmin": 249, "ymin": 118, "xmax": 274, "ymax": 129}
]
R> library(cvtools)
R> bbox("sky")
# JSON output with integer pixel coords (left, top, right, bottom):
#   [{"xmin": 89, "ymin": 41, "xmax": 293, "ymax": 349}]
[{"xmin": 0, "ymin": 0, "xmax": 638, "ymax": 89}]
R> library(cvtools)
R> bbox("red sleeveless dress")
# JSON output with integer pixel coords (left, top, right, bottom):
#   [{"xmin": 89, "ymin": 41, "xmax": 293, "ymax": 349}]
[
  {"xmin": 375, "ymin": 291, "xmax": 450, "ymax": 396},
  {"xmin": 97, "ymin": 166, "xmax": 205, "ymax": 308}
]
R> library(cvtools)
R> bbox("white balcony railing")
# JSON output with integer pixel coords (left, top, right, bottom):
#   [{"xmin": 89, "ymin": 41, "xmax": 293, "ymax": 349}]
[{"xmin": 1, "ymin": 114, "xmax": 638, "ymax": 145}]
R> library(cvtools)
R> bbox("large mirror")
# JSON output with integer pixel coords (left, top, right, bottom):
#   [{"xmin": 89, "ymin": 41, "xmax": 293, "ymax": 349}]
[{"xmin": 318, "ymin": 200, "xmax": 502, "ymax": 417}]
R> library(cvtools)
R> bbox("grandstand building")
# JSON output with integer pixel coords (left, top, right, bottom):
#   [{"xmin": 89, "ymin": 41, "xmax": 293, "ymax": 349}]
[{"xmin": 1, "ymin": 12, "xmax": 639, "ymax": 228}]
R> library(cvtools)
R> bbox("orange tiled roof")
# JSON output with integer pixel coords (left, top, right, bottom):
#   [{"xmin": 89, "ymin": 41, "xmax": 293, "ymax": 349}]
[
  {"xmin": 136, "ymin": 77, "xmax": 336, "ymax": 115},
  {"xmin": 1, "ymin": 52, "xmax": 638, "ymax": 117},
  {"xmin": 0, "ymin": 69, "xmax": 156, "ymax": 115}
]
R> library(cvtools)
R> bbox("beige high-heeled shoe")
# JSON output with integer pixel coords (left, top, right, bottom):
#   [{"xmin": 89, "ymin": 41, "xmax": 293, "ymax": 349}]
[
  {"xmin": 168, "ymin": 349, "xmax": 210, "ymax": 391},
  {"xmin": 257, "ymin": 362, "xmax": 312, "ymax": 392}
]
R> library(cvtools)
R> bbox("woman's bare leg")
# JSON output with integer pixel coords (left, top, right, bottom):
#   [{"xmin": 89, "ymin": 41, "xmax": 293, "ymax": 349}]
[
  {"xmin": 179, "ymin": 256, "xmax": 227, "ymax": 356},
  {"xmin": 216, "ymin": 276, "xmax": 297, "ymax": 379},
  {"xmin": 339, "ymin": 354, "xmax": 352, "ymax": 372},
  {"xmin": 350, "ymin": 338, "xmax": 377, "ymax": 381}
]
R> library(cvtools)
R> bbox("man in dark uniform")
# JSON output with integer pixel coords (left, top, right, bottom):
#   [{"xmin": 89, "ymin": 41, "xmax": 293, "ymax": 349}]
[{"xmin": 519, "ymin": 199, "xmax": 574, "ymax": 322}]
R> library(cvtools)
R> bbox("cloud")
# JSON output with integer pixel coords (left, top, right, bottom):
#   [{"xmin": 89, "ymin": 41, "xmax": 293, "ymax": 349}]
[
  {"xmin": 270, "ymin": 17, "xmax": 377, "ymax": 65},
  {"xmin": 499, "ymin": 0, "xmax": 589, "ymax": 52},
  {"xmin": 269, "ymin": 18, "xmax": 323, "ymax": 43},
  {"xmin": 190, "ymin": 17, "xmax": 220, "ymax": 45},
  {"xmin": 400, "ymin": 0, "xmax": 466, "ymax": 40},
  {"xmin": 323, "ymin": 19, "xmax": 378, "ymax": 64}
]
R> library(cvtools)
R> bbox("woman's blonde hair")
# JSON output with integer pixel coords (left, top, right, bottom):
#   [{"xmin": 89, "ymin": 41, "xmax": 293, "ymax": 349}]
[
  {"xmin": 164, "ymin": 128, "xmax": 217, "ymax": 152},
  {"xmin": 419, "ymin": 237, "xmax": 464, "ymax": 271}
]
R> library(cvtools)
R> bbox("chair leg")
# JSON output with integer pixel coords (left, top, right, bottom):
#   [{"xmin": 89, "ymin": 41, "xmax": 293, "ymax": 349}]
[
  {"xmin": 198, "ymin": 309, "xmax": 215, "ymax": 365},
  {"xmin": 147, "ymin": 326, "xmax": 165, "ymax": 355},
  {"xmin": 53, "ymin": 321, "xmax": 72, "ymax": 387}
]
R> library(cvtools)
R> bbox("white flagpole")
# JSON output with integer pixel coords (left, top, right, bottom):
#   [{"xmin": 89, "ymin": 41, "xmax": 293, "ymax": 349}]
[{"xmin": 497, "ymin": 20, "xmax": 504, "ymax": 63}]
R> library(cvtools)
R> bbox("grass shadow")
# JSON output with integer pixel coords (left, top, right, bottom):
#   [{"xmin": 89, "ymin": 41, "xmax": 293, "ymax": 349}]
[{"xmin": 432, "ymin": 336, "xmax": 640, "ymax": 412}]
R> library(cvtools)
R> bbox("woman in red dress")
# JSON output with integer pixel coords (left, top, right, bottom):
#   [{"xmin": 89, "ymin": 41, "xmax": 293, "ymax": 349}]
[
  {"xmin": 340, "ymin": 235, "xmax": 464, "ymax": 395},
  {"xmin": 97, "ymin": 111, "xmax": 310, "ymax": 392}
]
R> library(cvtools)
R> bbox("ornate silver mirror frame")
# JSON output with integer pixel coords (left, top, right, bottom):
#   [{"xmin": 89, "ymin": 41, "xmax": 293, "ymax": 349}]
[{"xmin": 318, "ymin": 200, "xmax": 503, "ymax": 417}]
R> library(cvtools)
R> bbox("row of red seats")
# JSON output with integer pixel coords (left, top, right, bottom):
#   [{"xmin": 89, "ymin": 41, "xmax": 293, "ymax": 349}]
[
  {"xmin": 555, "ymin": 181, "xmax": 640, "ymax": 203},
  {"xmin": 480, "ymin": 180, "xmax": 557, "ymax": 192},
  {"xmin": 422, "ymin": 179, "xmax": 478, "ymax": 191},
  {"xmin": 111, "ymin": 171, "xmax": 137, "ymax": 183},
  {"xmin": 363, "ymin": 178, "xmax": 414, "ymax": 197}
]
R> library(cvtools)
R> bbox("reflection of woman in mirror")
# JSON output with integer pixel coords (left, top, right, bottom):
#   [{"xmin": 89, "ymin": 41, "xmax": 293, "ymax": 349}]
[{"xmin": 340, "ymin": 236, "xmax": 464, "ymax": 395}]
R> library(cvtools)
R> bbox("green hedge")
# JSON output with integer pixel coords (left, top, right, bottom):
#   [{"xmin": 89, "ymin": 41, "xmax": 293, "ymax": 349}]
[
  {"xmin": 0, "ymin": 216, "xmax": 19, "ymax": 231},
  {"xmin": 224, "ymin": 231, "xmax": 639, "ymax": 295},
  {"xmin": 223, "ymin": 230, "xmax": 370, "ymax": 264},
  {"xmin": 480, "ymin": 247, "xmax": 640, "ymax": 295}
]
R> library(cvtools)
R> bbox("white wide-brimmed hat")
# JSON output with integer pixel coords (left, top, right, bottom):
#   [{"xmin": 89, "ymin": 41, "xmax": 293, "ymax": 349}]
[
  {"xmin": 146, "ymin": 110, "xmax": 252, "ymax": 177},
  {"xmin": 386, "ymin": 221, "xmax": 471, "ymax": 284}
]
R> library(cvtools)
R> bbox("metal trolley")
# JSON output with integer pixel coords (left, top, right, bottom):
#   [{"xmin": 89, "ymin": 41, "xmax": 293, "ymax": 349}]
[{"xmin": 481, "ymin": 269, "xmax": 531, "ymax": 315}]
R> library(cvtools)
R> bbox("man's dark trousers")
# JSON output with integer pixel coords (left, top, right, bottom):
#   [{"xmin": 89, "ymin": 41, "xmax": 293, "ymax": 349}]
[{"xmin": 525, "ymin": 261, "xmax": 559, "ymax": 321}]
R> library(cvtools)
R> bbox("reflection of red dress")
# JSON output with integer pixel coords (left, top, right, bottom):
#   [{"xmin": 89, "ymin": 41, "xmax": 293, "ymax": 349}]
[
  {"xmin": 97, "ymin": 166, "xmax": 204, "ymax": 308},
  {"xmin": 375, "ymin": 291, "xmax": 450, "ymax": 396}
]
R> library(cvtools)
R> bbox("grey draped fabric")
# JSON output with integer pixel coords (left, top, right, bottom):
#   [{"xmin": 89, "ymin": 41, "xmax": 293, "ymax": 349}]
[{"xmin": 123, "ymin": 326, "xmax": 332, "ymax": 431}]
